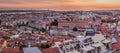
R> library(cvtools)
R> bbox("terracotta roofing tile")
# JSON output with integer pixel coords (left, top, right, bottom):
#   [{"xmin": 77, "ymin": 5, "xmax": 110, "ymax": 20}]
[
  {"xmin": 42, "ymin": 47, "xmax": 60, "ymax": 53},
  {"xmin": 100, "ymin": 27, "xmax": 120, "ymax": 49},
  {"xmin": 2, "ymin": 48, "xmax": 22, "ymax": 53},
  {"xmin": 112, "ymin": 43, "xmax": 120, "ymax": 49}
]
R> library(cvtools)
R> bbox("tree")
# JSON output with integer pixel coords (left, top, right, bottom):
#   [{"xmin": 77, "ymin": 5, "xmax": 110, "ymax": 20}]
[
  {"xmin": 45, "ymin": 44, "xmax": 50, "ymax": 48},
  {"xmin": 66, "ymin": 18, "xmax": 70, "ymax": 21},
  {"xmin": 40, "ymin": 28, "xmax": 46, "ymax": 32},
  {"xmin": 40, "ymin": 44, "xmax": 45, "ymax": 49},
  {"xmin": 2, "ymin": 36, "xmax": 10, "ymax": 40},
  {"xmin": 51, "ymin": 19, "xmax": 58, "ymax": 26},
  {"xmin": 73, "ymin": 27, "xmax": 78, "ymax": 31},
  {"xmin": 19, "ymin": 45, "xmax": 26, "ymax": 50},
  {"xmin": 38, "ymin": 44, "xmax": 50, "ymax": 49},
  {"xmin": 101, "ymin": 19, "xmax": 106, "ymax": 23}
]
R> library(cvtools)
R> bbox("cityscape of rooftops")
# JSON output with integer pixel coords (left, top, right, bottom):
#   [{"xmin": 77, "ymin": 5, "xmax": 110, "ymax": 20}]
[{"xmin": 0, "ymin": 0, "xmax": 120, "ymax": 53}]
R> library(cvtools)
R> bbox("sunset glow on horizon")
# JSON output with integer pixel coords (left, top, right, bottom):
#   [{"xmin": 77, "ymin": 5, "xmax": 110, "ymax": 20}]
[{"xmin": 0, "ymin": 0, "xmax": 120, "ymax": 10}]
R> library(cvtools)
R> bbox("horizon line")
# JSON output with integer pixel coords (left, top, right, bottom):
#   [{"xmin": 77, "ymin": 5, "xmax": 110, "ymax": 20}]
[{"xmin": 0, "ymin": 8, "xmax": 120, "ymax": 11}]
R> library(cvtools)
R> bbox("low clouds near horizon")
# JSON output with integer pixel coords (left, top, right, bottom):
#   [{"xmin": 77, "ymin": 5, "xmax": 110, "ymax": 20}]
[{"xmin": 0, "ymin": 0, "xmax": 120, "ymax": 10}]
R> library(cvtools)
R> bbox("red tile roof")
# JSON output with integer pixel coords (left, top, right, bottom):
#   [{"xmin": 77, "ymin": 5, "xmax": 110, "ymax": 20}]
[
  {"xmin": 2, "ymin": 48, "xmax": 22, "ymax": 53},
  {"xmin": 100, "ymin": 27, "xmax": 120, "ymax": 49},
  {"xmin": 42, "ymin": 47, "xmax": 60, "ymax": 53}
]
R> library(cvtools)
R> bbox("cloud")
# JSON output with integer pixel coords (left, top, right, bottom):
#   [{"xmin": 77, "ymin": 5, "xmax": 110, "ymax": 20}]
[
  {"xmin": 0, "ymin": 0, "xmax": 23, "ymax": 4},
  {"xmin": 0, "ymin": 0, "xmax": 120, "ymax": 10}
]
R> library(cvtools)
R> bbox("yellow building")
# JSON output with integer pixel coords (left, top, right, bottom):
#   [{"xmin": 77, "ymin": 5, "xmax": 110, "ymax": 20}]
[{"xmin": 2, "ymin": 40, "xmax": 7, "ymax": 48}]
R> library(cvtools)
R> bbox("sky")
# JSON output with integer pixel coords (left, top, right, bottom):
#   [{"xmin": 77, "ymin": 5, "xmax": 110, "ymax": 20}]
[{"xmin": 0, "ymin": 0, "xmax": 120, "ymax": 10}]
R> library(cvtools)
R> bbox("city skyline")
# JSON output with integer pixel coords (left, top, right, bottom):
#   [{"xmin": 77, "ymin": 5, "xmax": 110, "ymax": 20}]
[{"xmin": 0, "ymin": 0, "xmax": 120, "ymax": 10}]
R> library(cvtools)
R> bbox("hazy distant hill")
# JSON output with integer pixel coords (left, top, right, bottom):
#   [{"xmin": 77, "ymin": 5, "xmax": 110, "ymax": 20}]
[{"xmin": 0, "ymin": 10, "xmax": 51, "ymax": 13}]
